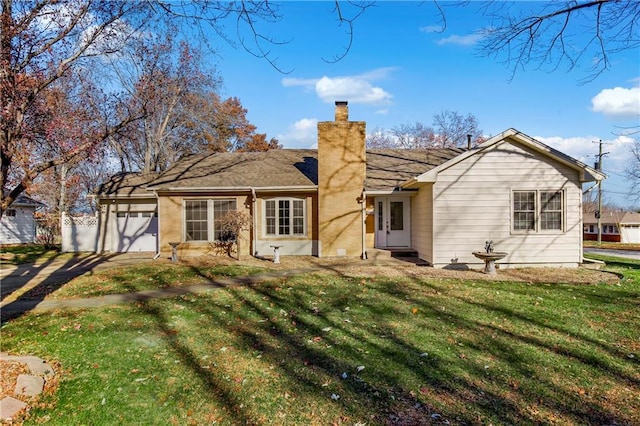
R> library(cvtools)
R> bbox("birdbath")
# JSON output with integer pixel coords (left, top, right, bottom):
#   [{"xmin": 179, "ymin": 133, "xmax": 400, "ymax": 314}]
[
  {"xmin": 169, "ymin": 242, "xmax": 180, "ymax": 263},
  {"xmin": 270, "ymin": 245, "xmax": 282, "ymax": 264},
  {"xmin": 472, "ymin": 251, "xmax": 508, "ymax": 275}
]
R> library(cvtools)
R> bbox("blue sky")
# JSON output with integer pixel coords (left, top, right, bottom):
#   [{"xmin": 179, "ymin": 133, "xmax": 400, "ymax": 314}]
[{"xmin": 211, "ymin": 1, "xmax": 640, "ymax": 208}]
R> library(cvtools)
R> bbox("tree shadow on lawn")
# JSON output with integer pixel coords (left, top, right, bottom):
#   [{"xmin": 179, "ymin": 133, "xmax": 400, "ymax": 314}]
[
  {"xmin": 387, "ymin": 278, "xmax": 639, "ymax": 425},
  {"xmin": 1, "ymin": 254, "xmax": 120, "ymax": 324},
  {"xmin": 116, "ymin": 262, "xmax": 636, "ymax": 425}
]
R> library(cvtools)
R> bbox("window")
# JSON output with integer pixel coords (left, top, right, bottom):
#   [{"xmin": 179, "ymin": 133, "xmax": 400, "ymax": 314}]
[
  {"xmin": 540, "ymin": 191, "xmax": 562, "ymax": 230},
  {"xmin": 513, "ymin": 191, "xmax": 535, "ymax": 231},
  {"xmin": 512, "ymin": 190, "xmax": 564, "ymax": 232},
  {"xmin": 213, "ymin": 199, "xmax": 235, "ymax": 241},
  {"xmin": 5, "ymin": 209, "xmax": 16, "ymax": 217},
  {"xmin": 604, "ymin": 225, "xmax": 618, "ymax": 234},
  {"xmin": 265, "ymin": 198, "xmax": 305, "ymax": 236},
  {"xmin": 184, "ymin": 199, "xmax": 236, "ymax": 242}
]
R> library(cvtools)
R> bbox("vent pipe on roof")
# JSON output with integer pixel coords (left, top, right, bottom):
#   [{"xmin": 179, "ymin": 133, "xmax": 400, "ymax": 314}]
[{"xmin": 467, "ymin": 134, "xmax": 472, "ymax": 150}]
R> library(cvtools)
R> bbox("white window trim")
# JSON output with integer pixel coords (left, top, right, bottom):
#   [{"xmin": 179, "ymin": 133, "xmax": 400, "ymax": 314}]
[
  {"xmin": 262, "ymin": 197, "xmax": 307, "ymax": 238},
  {"xmin": 183, "ymin": 198, "xmax": 236, "ymax": 242},
  {"xmin": 511, "ymin": 189, "xmax": 566, "ymax": 234}
]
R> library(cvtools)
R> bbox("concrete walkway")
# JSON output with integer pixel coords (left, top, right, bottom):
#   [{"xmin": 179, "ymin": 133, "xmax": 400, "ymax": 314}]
[{"xmin": 1, "ymin": 266, "xmax": 320, "ymax": 320}]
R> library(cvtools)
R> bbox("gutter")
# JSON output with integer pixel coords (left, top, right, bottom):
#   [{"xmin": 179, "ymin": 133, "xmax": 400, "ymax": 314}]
[
  {"xmin": 360, "ymin": 188, "xmax": 367, "ymax": 260},
  {"xmin": 152, "ymin": 189, "xmax": 161, "ymax": 260},
  {"xmin": 250, "ymin": 187, "xmax": 257, "ymax": 257},
  {"xmin": 148, "ymin": 186, "xmax": 317, "ymax": 193}
]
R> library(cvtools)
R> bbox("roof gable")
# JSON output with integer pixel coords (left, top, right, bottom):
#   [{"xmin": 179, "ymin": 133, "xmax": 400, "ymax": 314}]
[
  {"xmin": 405, "ymin": 128, "xmax": 605, "ymax": 186},
  {"xmin": 2, "ymin": 190, "xmax": 44, "ymax": 207}
]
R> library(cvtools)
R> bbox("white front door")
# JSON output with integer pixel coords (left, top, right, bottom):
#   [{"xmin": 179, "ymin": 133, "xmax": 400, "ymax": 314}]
[{"xmin": 375, "ymin": 197, "xmax": 411, "ymax": 248}]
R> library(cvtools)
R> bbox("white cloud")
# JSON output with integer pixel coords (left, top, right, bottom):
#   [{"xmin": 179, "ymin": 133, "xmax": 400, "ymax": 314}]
[
  {"xmin": 276, "ymin": 118, "xmax": 318, "ymax": 148},
  {"xmin": 315, "ymin": 76, "xmax": 392, "ymax": 104},
  {"xmin": 591, "ymin": 86, "xmax": 640, "ymax": 118},
  {"xmin": 281, "ymin": 68, "xmax": 395, "ymax": 105},
  {"xmin": 420, "ymin": 24, "xmax": 444, "ymax": 34},
  {"xmin": 436, "ymin": 33, "xmax": 482, "ymax": 46},
  {"xmin": 534, "ymin": 134, "xmax": 638, "ymax": 206},
  {"xmin": 535, "ymin": 134, "xmax": 634, "ymax": 168}
]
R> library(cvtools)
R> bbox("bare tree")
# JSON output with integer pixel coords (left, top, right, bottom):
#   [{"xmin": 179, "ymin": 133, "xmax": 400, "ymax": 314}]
[
  {"xmin": 627, "ymin": 139, "xmax": 640, "ymax": 206},
  {"xmin": 366, "ymin": 111, "xmax": 482, "ymax": 149},
  {"xmin": 479, "ymin": 1, "xmax": 640, "ymax": 82},
  {"xmin": 0, "ymin": 0, "xmax": 367, "ymax": 219},
  {"xmin": 432, "ymin": 110, "xmax": 483, "ymax": 148}
]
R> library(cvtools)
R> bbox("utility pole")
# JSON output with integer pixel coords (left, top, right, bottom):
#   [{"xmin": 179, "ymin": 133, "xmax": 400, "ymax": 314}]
[{"xmin": 594, "ymin": 140, "xmax": 609, "ymax": 246}]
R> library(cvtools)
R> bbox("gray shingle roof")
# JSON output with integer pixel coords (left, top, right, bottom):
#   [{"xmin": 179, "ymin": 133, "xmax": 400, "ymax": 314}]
[
  {"xmin": 95, "ymin": 172, "xmax": 160, "ymax": 197},
  {"xmin": 148, "ymin": 150, "xmax": 318, "ymax": 190},
  {"xmin": 365, "ymin": 148, "xmax": 463, "ymax": 191},
  {"xmin": 97, "ymin": 148, "xmax": 463, "ymax": 195},
  {"xmin": 2, "ymin": 190, "xmax": 44, "ymax": 207}
]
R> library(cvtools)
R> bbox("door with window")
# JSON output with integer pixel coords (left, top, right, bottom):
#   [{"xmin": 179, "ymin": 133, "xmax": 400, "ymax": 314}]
[{"xmin": 375, "ymin": 197, "xmax": 411, "ymax": 247}]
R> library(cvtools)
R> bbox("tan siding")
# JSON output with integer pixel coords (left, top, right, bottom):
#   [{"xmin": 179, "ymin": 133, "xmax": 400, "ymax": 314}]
[
  {"xmin": 432, "ymin": 141, "xmax": 583, "ymax": 267},
  {"xmin": 255, "ymin": 193, "xmax": 317, "ymax": 256},
  {"xmin": 155, "ymin": 191, "xmax": 317, "ymax": 258},
  {"xmin": 158, "ymin": 193, "xmax": 252, "ymax": 258}
]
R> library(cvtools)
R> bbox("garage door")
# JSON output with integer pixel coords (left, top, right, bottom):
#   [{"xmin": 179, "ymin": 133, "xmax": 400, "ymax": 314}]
[{"xmin": 115, "ymin": 212, "xmax": 158, "ymax": 252}]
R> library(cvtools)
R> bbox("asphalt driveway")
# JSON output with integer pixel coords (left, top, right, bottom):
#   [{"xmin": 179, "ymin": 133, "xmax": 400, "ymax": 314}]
[{"xmin": 584, "ymin": 248, "xmax": 640, "ymax": 260}]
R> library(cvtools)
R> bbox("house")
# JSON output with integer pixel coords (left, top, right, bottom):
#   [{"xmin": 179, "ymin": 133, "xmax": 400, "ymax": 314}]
[
  {"xmin": 0, "ymin": 193, "xmax": 43, "ymax": 244},
  {"xmin": 95, "ymin": 101, "xmax": 604, "ymax": 268},
  {"xmin": 583, "ymin": 211, "xmax": 640, "ymax": 243}
]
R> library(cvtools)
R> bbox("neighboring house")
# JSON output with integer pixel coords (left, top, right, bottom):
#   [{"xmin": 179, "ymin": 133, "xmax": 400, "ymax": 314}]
[
  {"xmin": 95, "ymin": 101, "xmax": 604, "ymax": 268},
  {"xmin": 583, "ymin": 211, "xmax": 640, "ymax": 243},
  {"xmin": 0, "ymin": 193, "xmax": 43, "ymax": 244},
  {"xmin": 619, "ymin": 212, "xmax": 640, "ymax": 244}
]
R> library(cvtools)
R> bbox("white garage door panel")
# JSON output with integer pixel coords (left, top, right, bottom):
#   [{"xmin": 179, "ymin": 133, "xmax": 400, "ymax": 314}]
[{"xmin": 115, "ymin": 212, "xmax": 158, "ymax": 252}]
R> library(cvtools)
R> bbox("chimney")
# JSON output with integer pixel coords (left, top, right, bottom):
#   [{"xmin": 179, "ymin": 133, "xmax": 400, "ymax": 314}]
[
  {"xmin": 335, "ymin": 101, "xmax": 348, "ymax": 122},
  {"xmin": 467, "ymin": 134, "xmax": 472, "ymax": 150},
  {"xmin": 317, "ymin": 100, "xmax": 366, "ymax": 258}
]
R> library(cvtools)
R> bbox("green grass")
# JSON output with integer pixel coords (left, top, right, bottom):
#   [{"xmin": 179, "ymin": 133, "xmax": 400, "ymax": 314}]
[
  {"xmin": 0, "ymin": 244, "xmax": 70, "ymax": 265},
  {"xmin": 2, "ymin": 260, "xmax": 639, "ymax": 425},
  {"xmin": 48, "ymin": 263, "xmax": 269, "ymax": 299}
]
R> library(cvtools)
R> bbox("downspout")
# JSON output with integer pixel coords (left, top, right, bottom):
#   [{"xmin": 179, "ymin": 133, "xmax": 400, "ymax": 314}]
[
  {"xmin": 152, "ymin": 190, "xmax": 161, "ymax": 260},
  {"xmin": 251, "ymin": 187, "xmax": 257, "ymax": 257},
  {"xmin": 360, "ymin": 188, "xmax": 367, "ymax": 260}
]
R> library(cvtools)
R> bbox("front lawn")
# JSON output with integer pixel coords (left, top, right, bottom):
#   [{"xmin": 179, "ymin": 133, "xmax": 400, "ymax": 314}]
[
  {"xmin": 0, "ymin": 244, "xmax": 67, "ymax": 265},
  {"xmin": 2, "ymin": 260, "xmax": 638, "ymax": 425}
]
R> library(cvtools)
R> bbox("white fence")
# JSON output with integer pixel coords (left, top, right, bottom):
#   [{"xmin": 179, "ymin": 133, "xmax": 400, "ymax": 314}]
[{"xmin": 62, "ymin": 213, "xmax": 99, "ymax": 252}]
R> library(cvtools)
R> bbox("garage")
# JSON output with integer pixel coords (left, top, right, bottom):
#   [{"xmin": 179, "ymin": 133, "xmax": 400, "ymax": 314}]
[{"xmin": 114, "ymin": 212, "xmax": 158, "ymax": 252}]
